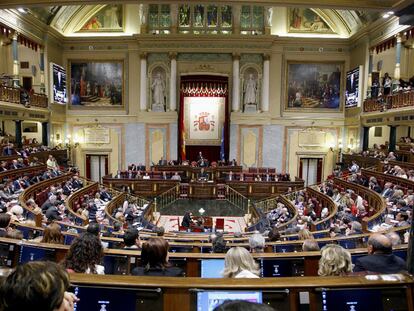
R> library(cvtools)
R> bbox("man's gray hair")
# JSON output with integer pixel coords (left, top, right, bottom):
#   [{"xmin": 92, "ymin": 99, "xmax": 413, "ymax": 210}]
[{"xmin": 249, "ymin": 233, "xmax": 265, "ymax": 252}]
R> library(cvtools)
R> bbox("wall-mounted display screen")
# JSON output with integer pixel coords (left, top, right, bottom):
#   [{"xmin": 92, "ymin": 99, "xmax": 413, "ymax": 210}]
[
  {"xmin": 51, "ymin": 63, "xmax": 67, "ymax": 104},
  {"xmin": 345, "ymin": 66, "xmax": 362, "ymax": 108}
]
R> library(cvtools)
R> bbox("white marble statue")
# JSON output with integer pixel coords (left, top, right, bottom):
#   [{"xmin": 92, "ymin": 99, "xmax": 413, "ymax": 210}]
[
  {"xmin": 243, "ymin": 73, "xmax": 257, "ymax": 105},
  {"xmin": 266, "ymin": 7, "xmax": 273, "ymax": 27},
  {"xmin": 151, "ymin": 73, "xmax": 165, "ymax": 107},
  {"xmin": 104, "ymin": 6, "xmax": 121, "ymax": 29},
  {"xmin": 139, "ymin": 4, "xmax": 148, "ymax": 25}
]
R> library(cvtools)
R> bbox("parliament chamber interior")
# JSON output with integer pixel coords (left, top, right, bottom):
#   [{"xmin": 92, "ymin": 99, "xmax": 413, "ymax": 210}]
[{"xmin": 1, "ymin": 0, "xmax": 414, "ymax": 310}]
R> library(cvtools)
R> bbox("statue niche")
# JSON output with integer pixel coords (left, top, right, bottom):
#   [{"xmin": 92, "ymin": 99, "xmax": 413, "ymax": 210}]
[
  {"xmin": 241, "ymin": 67, "xmax": 261, "ymax": 113},
  {"xmin": 150, "ymin": 68, "xmax": 166, "ymax": 112}
]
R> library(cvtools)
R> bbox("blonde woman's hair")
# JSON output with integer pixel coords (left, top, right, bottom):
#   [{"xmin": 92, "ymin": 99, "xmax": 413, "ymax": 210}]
[
  {"xmin": 318, "ymin": 244, "xmax": 352, "ymax": 276},
  {"xmin": 222, "ymin": 247, "xmax": 260, "ymax": 278},
  {"xmin": 298, "ymin": 229, "xmax": 313, "ymax": 240}
]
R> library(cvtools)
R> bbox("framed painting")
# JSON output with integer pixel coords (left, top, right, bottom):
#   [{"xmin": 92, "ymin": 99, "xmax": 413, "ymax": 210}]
[
  {"xmin": 285, "ymin": 61, "xmax": 343, "ymax": 111},
  {"xmin": 68, "ymin": 60, "xmax": 124, "ymax": 109},
  {"xmin": 288, "ymin": 8, "xmax": 334, "ymax": 34},
  {"xmin": 78, "ymin": 5, "xmax": 124, "ymax": 32}
]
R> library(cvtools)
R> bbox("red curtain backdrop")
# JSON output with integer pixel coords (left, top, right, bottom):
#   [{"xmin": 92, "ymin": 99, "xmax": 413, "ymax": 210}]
[{"xmin": 178, "ymin": 75, "xmax": 229, "ymax": 162}]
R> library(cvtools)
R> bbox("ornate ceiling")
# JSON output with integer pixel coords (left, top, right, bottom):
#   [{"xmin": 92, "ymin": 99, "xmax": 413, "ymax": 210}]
[{"xmin": 8, "ymin": 4, "xmax": 384, "ymax": 39}]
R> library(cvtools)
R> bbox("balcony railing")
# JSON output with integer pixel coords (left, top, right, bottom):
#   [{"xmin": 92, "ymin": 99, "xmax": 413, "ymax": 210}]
[
  {"xmin": 363, "ymin": 89, "xmax": 414, "ymax": 112},
  {"xmin": 0, "ymin": 85, "xmax": 48, "ymax": 108}
]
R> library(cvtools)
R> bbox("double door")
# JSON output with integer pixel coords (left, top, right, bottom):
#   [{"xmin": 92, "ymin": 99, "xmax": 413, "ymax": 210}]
[{"xmin": 86, "ymin": 154, "xmax": 109, "ymax": 182}]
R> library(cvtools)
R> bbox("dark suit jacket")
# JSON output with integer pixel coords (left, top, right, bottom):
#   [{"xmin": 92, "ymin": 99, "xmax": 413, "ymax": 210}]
[
  {"xmin": 131, "ymin": 266, "xmax": 183, "ymax": 277},
  {"xmin": 181, "ymin": 214, "xmax": 192, "ymax": 228},
  {"xmin": 45, "ymin": 207, "xmax": 62, "ymax": 221},
  {"xmin": 354, "ymin": 254, "xmax": 407, "ymax": 274}
]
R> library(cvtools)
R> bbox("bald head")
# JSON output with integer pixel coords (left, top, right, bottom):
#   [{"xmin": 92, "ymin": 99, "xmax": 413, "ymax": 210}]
[{"xmin": 367, "ymin": 234, "xmax": 392, "ymax": 254}]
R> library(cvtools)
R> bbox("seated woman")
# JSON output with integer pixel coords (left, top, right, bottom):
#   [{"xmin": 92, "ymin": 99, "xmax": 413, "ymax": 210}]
[
  {"xmin": 318, "ymin": 244, "xmax": 352, "ymax": 276},
  {"xmin": 222, "ymin": 246, "xmax": 260, "ymax": 278},
  {"xmin": 131, "ymin": 238, "xmax": 184, "ymax": 276},
  {"xmin": 0, "ymin": 214, "xmax": 11, "ymax": 237},
  {"xmin": 62, "ymin": 232, "xmax": 104, "ymax": 274},
  {"xmin": 41, "ymin": 222, "xmax": 64, "ymax": 244},
  {"xmin": 0, "ymin": 261, "xmax": 78, "ymax": 311}
]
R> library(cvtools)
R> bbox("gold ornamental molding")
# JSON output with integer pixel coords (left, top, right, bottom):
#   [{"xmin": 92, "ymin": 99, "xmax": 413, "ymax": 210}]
[{"xmin": 0, "ymin": 0, "xmax": 402, "ymax": 11}]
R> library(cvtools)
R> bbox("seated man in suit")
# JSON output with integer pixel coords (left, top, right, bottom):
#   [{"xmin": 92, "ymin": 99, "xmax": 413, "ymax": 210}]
[
  {"xmin": 2, "ymin": 143, "xmax": 14, "ymax": 156},
  {"xmin": 198, "ymin": 168, "xmax": 209, "ymax": 181},
  {"xmin": 198, "ymin": 158, "xmax": 208, "ymax": 168},
  {"xmin": 123, "ymin": 228, "xmax": 141, "ymax": 249},
  {"xmin": 197, "ymin": 151, "xmax": 203, "ymax": 162},
  {"xmin": 353, "ymin": 233, "xmax": 407, "ymax": 274},
  {"xmin": 226, "ymin": 171, "xmax": 234, "ymax": 181},
  {"xmin": 158, "ymin": 157, "xmax": 168, "ymax": 166},
  {"xmin": 181, "ymin": 212, "xmax": 194, "ymax": 228},
  {"xmin": 171, "ymin": 172, "xmax": 181, "ymax": 181},
  {"xmin": 100, "ymin": 187, "xmax": 112, "ymax": 202}
]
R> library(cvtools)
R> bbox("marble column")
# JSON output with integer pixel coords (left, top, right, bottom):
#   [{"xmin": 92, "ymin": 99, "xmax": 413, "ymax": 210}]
[
  {"xmin": 368, "ymin": 49, "xmax": 374, "ymax": 87},
  {"xmin": 12, "ymin": 33, "xmax": 19, "ymax": 87},
  {"xmin": 389, "ymin": 125, "xmax": 398, "ymax": 152},
  {"xmin": 15, "ymin": 120, "xmax": 22, "ymax": 148},
  {"xmin": 170, "ymin": 4, "xmax": 178, "ymax": 34},
  {"xmin": 139, "ymin": 4, "xmax": 148, "ymax": 34},
  {"xmin": 232, "ymin": 54, "xmax": 240, "ymax": 112},
  {"xmin": 169, "ymin": 52, "xmax": 177, "ymax": 111},
  {"xmin": 232, "ymin": 5, "xmax": 241, "ymax": 35},
  {"xmin": 394, "ymin": 33, "xmax": 402, "ymax": 82},
  {"xmin": 261, "ymin": 54, "xmax": 270, "ymax": 112},
  {"xmin": 362, "ymin": 126, "xmax": 370, "ymax": 151},
  {"xmin": 39, "ymin": 47, "xmax": 45, "ymax": 94},
  {"xmin": 42, "ymin": 121, "xmax": 49, "ymax": 147},
  {"xmin": 140, "ymin": 53, "xmax": 147, "ymax": 111}
]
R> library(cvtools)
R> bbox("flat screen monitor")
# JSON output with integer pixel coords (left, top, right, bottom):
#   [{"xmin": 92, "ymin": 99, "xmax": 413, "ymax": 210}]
[
  {"xmin": 103, "ymin": 255, "xmax": 128, "ymax": 275},
  {"xmin": 19, "ymin": 245, "xmax": 55, "ymax": 263},
  {"xmin": 319, "ymin": 287, "xmax": 408, "ymax": 311},
  {"xmin": 50, "ymin": 63, "xmax": 67, "ymax": 104},
  {"xmin": 260, "ymin": 259, "xmax": 304, "ymax": 277},
  {"xmin": 197, "ymin": 291, "xmax": 262, "ymax": 311},
  {"xmin": 73, "ymin": 286, "xmax": 138, "ymax": 311},
  {"xmin": 0, "ymin": 243, "xmax": 15, "ymax": 267},
  {"xmin": 201, "ymin": 259, "xmax": 225, "ymax": 278},
  {"xmin": 345, "ymin": 66, "xmax": 362, "ymax": 108}
]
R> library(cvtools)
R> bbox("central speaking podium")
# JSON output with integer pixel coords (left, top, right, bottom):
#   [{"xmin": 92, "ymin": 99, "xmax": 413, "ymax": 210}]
[{"xmin": 188, "ymin": 181, "xmax": 218, "ymax": 199}]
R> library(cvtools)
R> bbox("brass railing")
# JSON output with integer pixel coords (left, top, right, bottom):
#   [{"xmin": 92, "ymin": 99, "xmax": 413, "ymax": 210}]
[
  {"xmin": 0, "ymin": 85, "xmax": 48, "ymax": 108},
  {"xmin": 225, "ymin": 185, "xmax": 249, "ymax": 212},
  {"xmin": 155, "ymin": 184, "xmax": 180, "ymax": 212}
]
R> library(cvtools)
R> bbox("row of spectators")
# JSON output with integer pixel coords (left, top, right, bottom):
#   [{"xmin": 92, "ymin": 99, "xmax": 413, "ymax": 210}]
[
  {"xmin": 1, "ymin": 142, "xmax": 52, "ymax": 157},
  {"xmin": 110, "ymin": 197, "xmax": 148, "ymax": 228},
  {"xmin": 382, "ymin": 164, "xmax": 414, "ymax": 180},
  {"xmin": 0, "ymin": 157, "xmax": 43, "ymax": 172},
  {"xmin": 344, "ymin": 167, "xmax": 413, "ymax": 232}
]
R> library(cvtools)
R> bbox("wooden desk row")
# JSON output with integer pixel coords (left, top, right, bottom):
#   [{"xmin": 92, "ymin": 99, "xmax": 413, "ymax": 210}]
[
  {"xmin": 68, "ymin": 272, "xmax": 414, "ymax": 311},
  {"xmin": 0, "ymin": 236, "xmax": 408, "ymax": 279},
  {"xmin": 102, "ymin": 178, "xmax": 305, "ymax": 200},
  {"xmin": 0, "ymin": 164, "xmax": 46, "ymax": 181}
]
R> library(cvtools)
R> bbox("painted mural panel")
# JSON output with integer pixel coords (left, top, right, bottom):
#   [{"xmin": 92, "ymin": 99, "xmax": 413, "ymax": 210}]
[
  {"xmin": 80, "ymin": 5, "xmax": 123, "ymax": 32},
  {"xmin": 288, "ymin": 8, "xmax": 334, "ymax": 34},
  {"xmin": 286, "ymin": 62, "xmax": 343, "ymax": 111},
  {"xmin": 69, "ymin": 60, "xmax": 124, "ymax": 109}
]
